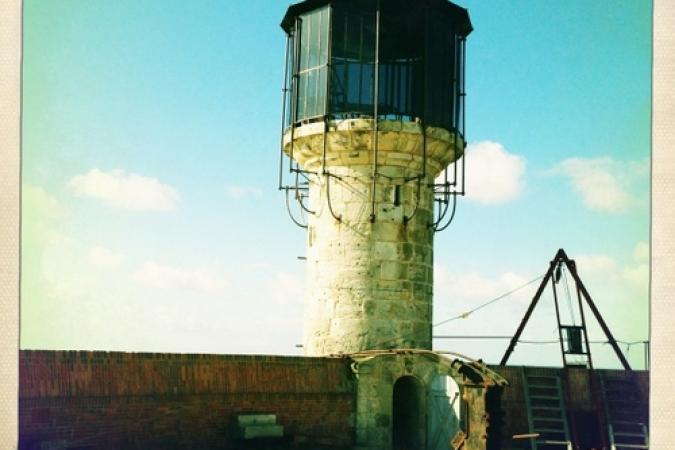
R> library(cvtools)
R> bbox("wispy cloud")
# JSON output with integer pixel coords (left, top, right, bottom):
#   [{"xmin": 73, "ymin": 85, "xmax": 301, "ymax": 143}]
[
  {"xmin": 633, "ymin": 241, "xmax": 649, "ymax": 262},
  {"xmin": 575, "ymin": 245, "xmax": 648, "ymax": 290},
  {"xmin": 23, "ymin": 185, "xmax": 68, "ymax": 220},
  {"xmin": 549, "ymin": 157, "xmax": 647, "ymax": 213},
  {"xmin": 133, "ymin": 261, "xmax": 227, "ymax": 294},
  {"xmin": 67, "ymin": 169, "xmax": 180, "ymax": 211},
  {"xmin": 225, "ymin": 184, "xmax": 262, "ymax": 200},
  {"xmin": 434, "ymin": 265, "xmax": 536, "ymax": 304},
  {"xmin": 22, "ymin": 184, "xmax": 73, "ymax": 248},
  {"xmin": 622, "ymin": 263, "xmax": 649, "ymax": 289},
  {"xmin": 625, "ymin": 241, "xmax": 649, "ymax": 289},
  {"xmin": 451, "ymin": 140, "xmax": 526, "ymax": 205},
  {"xmin": 87, "ymin": 246, "xmax": 124, "ymax": 269},
  {"xmin": 575, "ymin": 254, "xmax": 618, "ymax": 273}
]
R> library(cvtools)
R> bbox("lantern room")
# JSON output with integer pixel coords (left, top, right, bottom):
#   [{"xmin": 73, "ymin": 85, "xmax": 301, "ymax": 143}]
[{"xmin": 280, "ymin": 0, "xmax": 472, "ymax": 136}]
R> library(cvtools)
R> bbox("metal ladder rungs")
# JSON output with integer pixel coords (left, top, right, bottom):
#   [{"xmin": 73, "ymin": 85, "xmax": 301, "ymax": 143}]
[
  {"xmin": 614, "ymin": 432, "xmax": 648, "ymax": 438},
  {"xmin": 522, "ymin": 368, "xmax": 572, "ymax": 450},
  {"xmin": 600, "ymin": 373, "xmax": 649, "ymax": 450},
  {"xmin": 533, "ymin": 427, "xmax": 567, "ymax": 433},
  {"xmin": 531, "ymin": 406, "xmax": 564, "ymax": 411}
]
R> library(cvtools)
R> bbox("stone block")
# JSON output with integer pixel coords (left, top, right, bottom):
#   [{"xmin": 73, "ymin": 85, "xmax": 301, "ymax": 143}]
[
  {"xmin": 377, "ymin": 206, "xmax": 403, "ymax": 222},
  {"xmin": 234, "ymin": 424, "xmax": 284, "ymax": 439},
  {"xmin": 372, "ymin": 241, "xmax": 398, "ymax": 260},
  {"xmin": 380, "ymin": 261, "xmax": 406, "ymax": 280},
  {"xmin": 372, "ymin": 222, "xmax": 404, "ymax": 242},
  {"xmin": 408, "ymin": 263, "xmax": 428, "ymax": 284},
  {"xmin": 399, "ymin": 242, "xmax": 413, "ymax": 260},
  {"xmin": 236, "ymin": 414, "xmax": 277, "ymax": 427}
]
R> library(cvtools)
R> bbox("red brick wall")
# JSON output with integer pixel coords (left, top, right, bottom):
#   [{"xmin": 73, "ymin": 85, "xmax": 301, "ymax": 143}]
[{"xmin": 19, "ymin": 351, "xmax": 356, "ymax": 450}]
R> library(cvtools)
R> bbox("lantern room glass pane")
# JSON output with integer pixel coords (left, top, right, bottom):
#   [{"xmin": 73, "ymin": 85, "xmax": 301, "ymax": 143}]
[
  {"xmin": 329, "ymin": 1, "xmax": 376, "ymax": 117},
  {"xmin": 426, "ymin": 14, "xmax": 456, "ymax": 131},
  {"xmin": 296, "ymin": 6, "xmax": 329, "ymax": 121},
  {"xmin": 377, "ymin": 0, "xmax": 424, "ymax": 121}
]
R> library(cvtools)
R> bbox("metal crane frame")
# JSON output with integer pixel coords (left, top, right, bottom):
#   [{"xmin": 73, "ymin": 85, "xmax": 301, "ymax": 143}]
[{"xmin": 500, "ymin": 248, "xmax": 631, "ymax": 370}]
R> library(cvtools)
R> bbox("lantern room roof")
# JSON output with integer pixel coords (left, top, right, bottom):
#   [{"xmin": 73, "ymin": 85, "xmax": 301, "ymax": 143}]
[{"xmin": 281, "ymin": 0, "xmax": 473, "ymax": 37}]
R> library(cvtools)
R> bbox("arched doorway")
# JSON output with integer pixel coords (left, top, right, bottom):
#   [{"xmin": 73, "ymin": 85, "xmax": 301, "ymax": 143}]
[{"xmin": 393, "ymin": 376, "xmax": 425, "ymax": 450}]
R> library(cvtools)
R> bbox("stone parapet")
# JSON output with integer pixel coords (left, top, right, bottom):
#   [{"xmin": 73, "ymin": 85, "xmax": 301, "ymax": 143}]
[{"xmin": 283, "ymin": 118, "xmax": 464, "ymax": 177}]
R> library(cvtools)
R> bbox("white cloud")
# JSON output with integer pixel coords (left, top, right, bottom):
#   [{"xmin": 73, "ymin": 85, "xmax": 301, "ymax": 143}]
[
  {"xmin": 434, "ymin": 265, "xmax": 535, "ymax": 304},
  {"xmin": 67, "ymin": 169, "xmax": 179, "ymax": 211},
  {"xmin": 87, "ymin": 246, "xmax": 124, "ymax": 269},
  {"xmin": 551, "ymin": 157, "xmax": 647, "ymax": 213},
  {"xmin": 225, "ymin": 184, "xmax": 262, "ymax": 200},
  {"xmin": 22, "ymin": 185, "xmax": 75, "ymax": 252},
  {"xmin": 633, "ymin": 241, "xmax": 649, "ymax": 262},
  {"xmin": 134, "ymin": 261, "xmax": 227, "ymax": 294},
  {"xmin": 622, "ymin": 263, "xmax": 649, "ymax": 289},
  {"xmin": 622, "ymin": 242, "xmax": 650, "ymax": 289},
  {"xmin": 23, "ymin": 185, "xmax": 67, "ymax": 221},
  {"xmin": 573, "ymin": 251, "xmax": 648, "ymax": 290},
  {"xmin": 449, "ymin": 141, "xmax": 526, "ymax": 205},
  {"xmin": 574, "ymin": 254, "xmax": 618, "ymax": 273}
]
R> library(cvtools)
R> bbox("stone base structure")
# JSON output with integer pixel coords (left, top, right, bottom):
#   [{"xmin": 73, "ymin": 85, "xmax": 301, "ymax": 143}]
[{"xmin": 347, "ymin": 350, "xmax": 506, "ymax": 450}]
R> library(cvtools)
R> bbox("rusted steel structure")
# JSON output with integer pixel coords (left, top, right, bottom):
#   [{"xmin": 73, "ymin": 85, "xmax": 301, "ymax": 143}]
[{"xmin": 501, "ymin": 248, "xmax": 631, "ymax": 370}]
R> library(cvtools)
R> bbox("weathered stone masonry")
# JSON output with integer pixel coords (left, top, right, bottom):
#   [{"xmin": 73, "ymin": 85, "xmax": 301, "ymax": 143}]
[{"xmin": 285, "ymin": 118, "xmax": 463, "ymax": 355}]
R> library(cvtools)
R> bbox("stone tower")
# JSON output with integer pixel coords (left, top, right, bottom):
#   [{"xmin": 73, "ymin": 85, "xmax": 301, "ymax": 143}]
[{"xmin": 279, "ymin": 0, "xmax": 472, "ymax": 357}]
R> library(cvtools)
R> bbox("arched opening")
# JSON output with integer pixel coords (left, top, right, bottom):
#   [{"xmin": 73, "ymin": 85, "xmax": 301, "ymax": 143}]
[{"xmin": 393, "ymin": 376, "xmax": 425, "ymax": 450}]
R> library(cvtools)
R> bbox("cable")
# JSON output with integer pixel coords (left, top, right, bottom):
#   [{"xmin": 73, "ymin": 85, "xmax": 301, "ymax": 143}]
[
  {"xmin": 562, "ymin": 266, "xmax": 577, "ymax": 325},
  {"xmin": 432, "ymin": 335, "xmax": 649, "ymax": 347},
  {"xmin": 433, "ymin": 335, "xmax": 561, "ymax": 344},
  {"xmin": 433, "ymin": 274, "xmax": 545, "ymax": 327}
]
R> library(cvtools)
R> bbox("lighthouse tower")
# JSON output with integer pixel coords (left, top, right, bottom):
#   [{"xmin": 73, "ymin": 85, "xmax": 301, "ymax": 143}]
[
  {"xmin": 278, "ymin": 3, "xmax": 498, "ymax": 449},
  {"xmin": 279, "ymin": 0, "xmax": 471, "ymax": 357}
]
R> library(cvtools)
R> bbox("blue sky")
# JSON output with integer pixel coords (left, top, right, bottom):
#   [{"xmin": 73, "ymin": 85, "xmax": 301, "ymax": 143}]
[{"xmin": 22, "ymin": 0, "xmax": 651, "ymax": 369}]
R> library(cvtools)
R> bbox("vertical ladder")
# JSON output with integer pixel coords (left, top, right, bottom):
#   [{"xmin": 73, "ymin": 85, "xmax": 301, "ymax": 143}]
[
  {"xmin": 599, "ymin": 373, "xmax": 649, "ymax": 449},
  {"xmin": 521, "ymin": 368, "xmax": 572, "ymax": 450}
]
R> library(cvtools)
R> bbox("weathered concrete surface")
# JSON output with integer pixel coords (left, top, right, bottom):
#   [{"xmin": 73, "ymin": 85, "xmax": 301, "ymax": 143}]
[{"xmin": 284, "ymin": 119, "xmax": 464, "ymax": 355}]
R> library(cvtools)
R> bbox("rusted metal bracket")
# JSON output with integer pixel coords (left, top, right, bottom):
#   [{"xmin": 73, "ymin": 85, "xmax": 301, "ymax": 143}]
[{"xmin": 451, "ymin": 430, "xmax": 466, "ymax": 449}]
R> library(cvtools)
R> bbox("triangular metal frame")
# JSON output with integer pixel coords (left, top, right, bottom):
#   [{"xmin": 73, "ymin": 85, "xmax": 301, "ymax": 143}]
[{"xmin": 500, "ymin": 249, "xmax": 631, "ymax": 370}]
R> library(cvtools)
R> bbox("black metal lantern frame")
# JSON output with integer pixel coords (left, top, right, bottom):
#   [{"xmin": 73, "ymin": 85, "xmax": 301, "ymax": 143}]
[{"xmin": 278, "ymin": 0, "xmax": 472, "ymax": 230}]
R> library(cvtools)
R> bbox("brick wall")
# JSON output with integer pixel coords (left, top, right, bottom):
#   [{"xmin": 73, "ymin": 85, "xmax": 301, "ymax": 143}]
[{"xmin": 19, "ymin": 351, "xmax": 356, "ymax": 450}]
